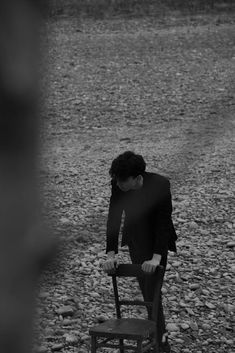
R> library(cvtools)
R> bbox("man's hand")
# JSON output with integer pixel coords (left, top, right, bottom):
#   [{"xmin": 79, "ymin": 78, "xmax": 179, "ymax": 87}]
[
  {"xmin": 103, "ymin": 251, "xmax": 118, "ymax": 273},
  {"xmin": 142, "ymin": 254, "xmax": 161, "ymax": 273}
]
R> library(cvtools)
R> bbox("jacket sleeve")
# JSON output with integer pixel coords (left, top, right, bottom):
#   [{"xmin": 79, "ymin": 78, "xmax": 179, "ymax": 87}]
[
  {"xmin": 106, "ymin": 180, "xmax": 124, "ymax": 254},
  {"xmin": 153, "ymin": 178, "xmax": 173, "ymax": 256}
]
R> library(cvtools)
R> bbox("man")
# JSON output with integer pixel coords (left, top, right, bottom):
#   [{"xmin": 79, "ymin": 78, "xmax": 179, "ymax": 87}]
[{"xmin": 103, "ymin": 151, "xmax": 177, "ymax": 353}]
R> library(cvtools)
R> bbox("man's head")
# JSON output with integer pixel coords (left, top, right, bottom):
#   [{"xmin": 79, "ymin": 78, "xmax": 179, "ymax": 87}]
[{"xmin": 109, "ymin": 151, "xmax": 146, "ymax": 192}]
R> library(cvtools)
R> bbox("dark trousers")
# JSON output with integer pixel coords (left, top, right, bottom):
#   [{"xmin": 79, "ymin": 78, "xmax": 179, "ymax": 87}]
[{"xmin": 128, "ymin": 242, "xmax": 167, "ymax": 344}]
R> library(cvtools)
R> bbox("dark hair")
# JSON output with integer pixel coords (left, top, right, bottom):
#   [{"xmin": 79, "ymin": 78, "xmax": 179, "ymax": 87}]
[{"xmin": 109, "ymin": 151, "xmax": 146, "ymax": 181}]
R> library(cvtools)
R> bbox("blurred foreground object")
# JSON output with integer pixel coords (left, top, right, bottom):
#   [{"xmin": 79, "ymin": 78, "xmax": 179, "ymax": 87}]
[{"xmin": 0, "ymin": 1, "xmax": 55, "ymax": 352}]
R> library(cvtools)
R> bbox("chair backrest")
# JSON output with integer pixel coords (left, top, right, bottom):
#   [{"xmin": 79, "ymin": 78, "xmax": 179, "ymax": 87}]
[{"xmin": 108, "ymin": 264, "xmax": 165, "ymax": 320}]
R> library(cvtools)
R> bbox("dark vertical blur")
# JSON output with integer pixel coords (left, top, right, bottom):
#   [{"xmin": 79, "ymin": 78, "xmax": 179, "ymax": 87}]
[{"xmin": 0, "ymin": 1, "xmax": 52, "ymax": 352}]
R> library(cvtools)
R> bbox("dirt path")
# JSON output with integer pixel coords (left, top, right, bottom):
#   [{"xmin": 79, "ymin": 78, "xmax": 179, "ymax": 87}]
[{"xmin": 37, "ymin": 15, "xmax": 235, "ymax": 353}]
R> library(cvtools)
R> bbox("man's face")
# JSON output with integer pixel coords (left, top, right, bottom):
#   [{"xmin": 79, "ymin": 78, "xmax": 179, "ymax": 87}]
[{"xmin": 116, "ymin": 176, "xmax": 138, "ymax": 192}]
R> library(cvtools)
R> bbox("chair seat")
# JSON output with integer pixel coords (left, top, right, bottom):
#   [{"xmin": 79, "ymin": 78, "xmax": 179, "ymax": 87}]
[{"xmin": 89, "ymin": 318, "xmax": 156, "ymax": 339}]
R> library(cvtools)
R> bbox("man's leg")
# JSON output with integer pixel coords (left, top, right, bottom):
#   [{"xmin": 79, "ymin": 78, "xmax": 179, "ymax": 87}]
[{"xmin": 129, "ymin": 245, "xmax": 169, "ymax": 351}]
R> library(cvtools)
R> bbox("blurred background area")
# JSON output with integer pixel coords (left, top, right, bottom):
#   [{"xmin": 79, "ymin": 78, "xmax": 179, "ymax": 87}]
[
  {"xmin": 0, "ymin": 1, "xmax": 55, "ymax": 352},
  {"xmin": 44, "ymin": 0, "xmax": 235, "ymax": 18}
]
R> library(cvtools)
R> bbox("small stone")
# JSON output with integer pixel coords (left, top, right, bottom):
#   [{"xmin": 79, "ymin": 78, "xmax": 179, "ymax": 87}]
[
  {"xmin": 199, "ymin": 229, "xmax": 209, "ymax": 235},
  {"xmin": 176, "ymin": 218, "xmax": 187, "ymax": 223},
  {"xmin": 185, "ymin": 308, "xmax": 195, "ymax": 315},
  {"xmin": 189, "ymin": 321, "xmax": 198, "ymax": 331},
  {"xmin": 201, "ymin": 289, "xmax": 210, "ymax": 295},
  {"xmin": 51, "ymin": 343, "xmax": 64, "ymax": 352},
  {"xmin": 188, "ymin": 221, "xmax": 199, "ymax": 229},
  {"xmin": 169, "ymin": 331, "xmax": 179, "ymax": 337},
  {"xmin": 80, "ymin": 334, "xmax": 90, "ymax": 342},
  {"xmin": 55, "ymin": 306, "xmax": 74, "ymax": 317},
  {"xmin": 225, "ymin": 339, "xmax": 234, "ymax": 345},
  {"xmin": 62, "ymin": 319, "xmax": 72, "ymax": 326},
  {"xmin": 65, "ymin": 334, "xmax": 79, "ymax": 345},
  {"xmin": 36, "ymin": 347, "xmax": 48, "ymax": 353},
  {"xmin": 96, "ymin": 315, "xmax": 106, "ymax": 323},
  {"xmin": 189, "ymin": 283, "xmax": 200, "ymax": 290},
  {"xmin": 44, "ymin": 328, "xmax": 54, "ymax": 336},
  {"xmin": 60, "ymin": 217, "xmax": 71, "ymax": 224},
  {"xmin": 172, "ymin": 261, "xmax": 182, "ymax": 267},
  {"xmin": 166, "ymin": 323, "xmax": 180, "ymax": 332},
  {"xmin": 195, "ymin": 300, "xmax": 204, "ymax": 307},
  {"xmin": 175, "ymin": 338, "xmax": 184, "ymax": 343},
  {"xmin": 181, "ymin": 323, "xmax": 190, "ymax": 330},
  {"xmin": 54, "ymin": 329, "xmax": 65, "ymax": 336},
  {"xmin": 205, "ymin": 302, "xmax": 215, "ymax": 309},
  {"xmin": 223, "ymin": 304, "xmax": 235, "ymax": 313},
  {"xmin": 227, "ymin": 241, "xmax": 235, "ymax": 248}
]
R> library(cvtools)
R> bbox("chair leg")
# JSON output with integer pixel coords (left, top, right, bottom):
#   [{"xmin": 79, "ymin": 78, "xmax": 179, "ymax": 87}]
[
  {"xmin": 152, "ymin": 343, "xmax": 160, "ymax": 353},
  {"xmin": 137, "ymin": 339, "xmax": 143, "ymax": 352},
  {"xmin": 154, "ymin": 331, "xmax": 160, "ymax": 353},
  {"xmin": 91, "ymin": 336, "xmax": 97, "ymax": 353},
  {"xmin": 119, "ymin": 338, "xmax": 124, "ymax": 353}
]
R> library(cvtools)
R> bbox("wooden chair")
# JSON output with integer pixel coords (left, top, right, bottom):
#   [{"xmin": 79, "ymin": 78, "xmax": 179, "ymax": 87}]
[{"xmin": 89, "ymin": 264, "xmax": 165, "ymax": 352}]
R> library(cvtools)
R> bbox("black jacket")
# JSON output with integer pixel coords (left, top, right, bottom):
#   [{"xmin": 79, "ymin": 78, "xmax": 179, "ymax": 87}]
[{"xmin": 106, "ymin": 172, "xmax": 177, "ymax": 257}]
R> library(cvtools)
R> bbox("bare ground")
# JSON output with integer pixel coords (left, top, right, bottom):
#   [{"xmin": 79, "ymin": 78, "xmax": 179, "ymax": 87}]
[{"xmin": 37, "ymin": 13, "xmax": 235, "ymax": 353}]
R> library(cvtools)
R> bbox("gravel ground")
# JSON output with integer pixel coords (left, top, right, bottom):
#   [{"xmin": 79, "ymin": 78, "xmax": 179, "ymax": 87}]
[{"xmin": 36, "ymin": 13, "xmax": 235, "ymax": 353}]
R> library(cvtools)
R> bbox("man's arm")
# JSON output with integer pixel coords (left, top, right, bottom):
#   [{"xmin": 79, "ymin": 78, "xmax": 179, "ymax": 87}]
[
  {"xmin": 106, "ymin": 179, "xmax": 123, "ymax": 254},
  {"xmin": 103, "ymin": 180, "xmax": 123, "ymax": 272},
  {"xmin": 142, "ymin": 178, "xmax": 172, "ymax": 273},
  {"xmin": 153, "ymin": 178, "xmax": 173, "ymax": 256}
]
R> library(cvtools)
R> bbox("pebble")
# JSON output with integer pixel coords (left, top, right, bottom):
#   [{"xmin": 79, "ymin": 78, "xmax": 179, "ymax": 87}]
[
  {"xmin": 185, "ymin": 308, "xmax": 195, "ymax": 315},
  {"xmin": 36, "ymin": 347, "xmax": 48, "ymax": 353},
  {"xmin": 175, "ymin": 338, "xmax": 184, "ymax": 343},
  {"xmin": 51, "ymin": 343, "xmax": 64, "ymax": 352},
  {"xmin": 60, "ymin": 217, "xmax": 71, "ymax": 224},
  {"xmin": 225, "ymin": 339, "xmax": 234, "ymax": 345},
  {"xmin": 189, "ymin": 321, "xmax": 198, "ymax": 331},
  {"xmin": 226, "ymin": 241, "xmax": 235, "ymax": 248},
  {"xmin": 169, "ymin": 331, "xmax": 179, "ymax": 337},
  {"xmin": 201, "ymin": 289, "xmax": 210, "ymax": 295},
  {"xmin": 223, "ymin": 304, "xmax": 235, "ymax": 313},
  {"xmin": 62, "ymin": 319, "xmax": 73, "ymax": 326},
  {"xmin": 181, "ymin": 323, "xmax": 190, "ymax": 330},
  {"xmin": 205, "ymin": 302, "xmax": 216, "ymax": 309},
  {"xmin": 188, "ymin": 221, "xmax": 199, "ymax": 229},
  {"xmin": 55, "ymin": 306, "xmax": 74, "ymax": 317},
  {"xmin": 166, "ymin": 323, "xmax": 180, "ymax": 332},
  {"xmin": 172, "ymin": 261, "xmax": 182, "ymax": 267},
  {"xmin": 80, "ymin": 334, "xmax": 90, "ymax": 342},
  {"xmin": 64, "ymin": 334, "xmax": 79, "ymax": 344},
  {"xmin": 96, "ymin": 315, "xmax": 107, "ymax": 323},
  {"xmin": 189, "ymin": 283, "xmax": 200, "ymax": 290},
  {"xmin": 199, "ymin": 229, "xmax": 209, "ymax": 235}
]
